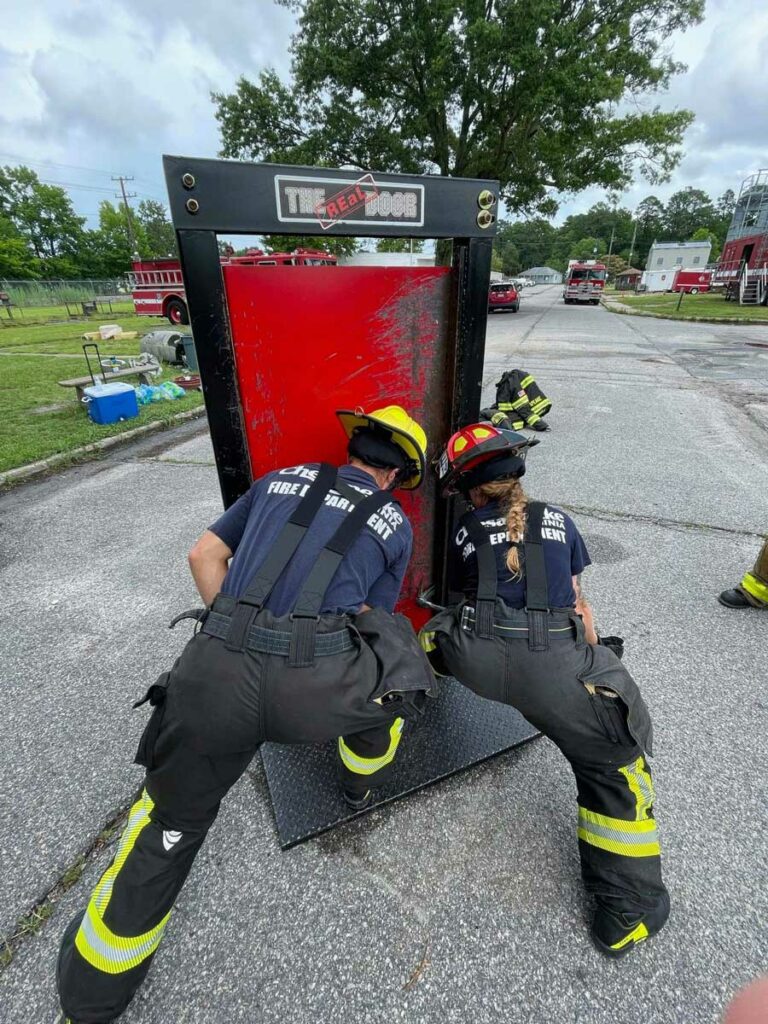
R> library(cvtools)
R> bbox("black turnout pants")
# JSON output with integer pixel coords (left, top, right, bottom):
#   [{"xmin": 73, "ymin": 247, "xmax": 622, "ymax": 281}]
[
  {"xmin": 507, "ymin": 637, "xmax": 665, "ymax": 916},
  {"xmin": 57, "ymin": 632, "xmax": 404, "ymax": 1023},
  {"xmin": 433, "ymin": 621, "xmax": 668, "ymax": 921}
]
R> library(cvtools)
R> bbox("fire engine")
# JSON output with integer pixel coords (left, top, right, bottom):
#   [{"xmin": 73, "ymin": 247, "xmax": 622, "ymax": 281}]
[
  {"xmin": 563, "ymin": 260, "xmax": 607, "ymax": 304},
  {"xmin": 129, "ymin": 249, "xmax": 338, "ymax": 324}
]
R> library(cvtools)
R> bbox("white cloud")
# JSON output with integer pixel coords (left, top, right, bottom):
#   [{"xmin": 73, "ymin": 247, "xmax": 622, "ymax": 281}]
[{"xmin": 1, "ymin": 0, "xmax": 766, "ymax": 230}]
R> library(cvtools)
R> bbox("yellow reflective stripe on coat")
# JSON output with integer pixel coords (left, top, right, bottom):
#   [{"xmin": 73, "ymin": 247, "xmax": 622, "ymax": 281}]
[
  {"xmin": 419, "ymin": 629, "xmax": 437, "ymax": 653},
  {"xmin": 619, "ymin": 756, "xmax": 655, "ymax": 820},
  {"xmin": 520, "ymin": 374, "xmax": 535, "ymax": 389},
  {"xmin": 338, "ymin": 718, "xmax": 404, "ymax": 775},
  {"xmin": 611, "ymin": 921, "xmax": 649, "ymax": 950},
  {"xmin": 75, "ymin": 789, "xmax": 170, "ymax": 974},
  {"xmin": 577, "ymin": 807, "xmax": 660, "ymax": 857},
  {"xmin": 741, "ymin": 571, "xmax": 768, "ymax": 605}
]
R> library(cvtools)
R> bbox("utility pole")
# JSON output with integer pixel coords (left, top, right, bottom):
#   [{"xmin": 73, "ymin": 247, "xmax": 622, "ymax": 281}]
[
  {"xmin": 627, "ymin": 220, "xmax": 638, "ymax": 268},
  {"xmin": 112, "ymin": 175, "xmax": 138, "ymax": 254},
  {"xmin": 607, "ymin": 226, "xmax": 615, "ymax": 259}
]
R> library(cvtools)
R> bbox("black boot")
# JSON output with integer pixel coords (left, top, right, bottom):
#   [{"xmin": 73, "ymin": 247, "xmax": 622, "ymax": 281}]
[
  {"xmin": 591, "ymin": 891, "xmax": 670, "ymax": 958},
  {"xmin": 343, "ymin": 788, "xmax": 373, "ymax": 811},
  {"xmin": 718, "ymin": 588, "xmax": 754, "ymax": 608}
]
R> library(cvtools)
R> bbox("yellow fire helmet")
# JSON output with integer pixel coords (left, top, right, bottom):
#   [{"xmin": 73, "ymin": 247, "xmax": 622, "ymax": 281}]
[{"xmin": 336, "ymin": 404, "xmax": 428, "ymax": 489}]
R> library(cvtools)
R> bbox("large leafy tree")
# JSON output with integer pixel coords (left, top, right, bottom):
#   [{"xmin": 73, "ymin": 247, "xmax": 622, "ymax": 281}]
[
  {"xmin": 0, "ymin": 165, "xmax": 86, "ymax": 265},
  {"xmin": 214, "ymin": 0, "xmax": 702, "ymax": 216},
  {"xmin": 136, "ymin": 200, "xmax": 176, "ymax": 257},
  {"xmin": 494, "ymin": 217, "xmax": 557, "ymax": 271},
  {"xmin": 663, "ymin": 187, "xmax": 715, "ymax": 240}
]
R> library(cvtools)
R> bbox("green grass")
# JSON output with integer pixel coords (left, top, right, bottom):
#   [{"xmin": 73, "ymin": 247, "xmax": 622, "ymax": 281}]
[
  {"xmin": 0, "ymin": 336, "xmax": 203, "ymax": 473},
  {"xmin": 0, "ymin": 299, "xmax": 136, "ymax": 325},
  {"xmin": 0, "ymin": 312, "xmax": 166, "ymax": 353},
  {"xmin": 613, "ymin": 291, "xmax": 768, "ymax": 321}
]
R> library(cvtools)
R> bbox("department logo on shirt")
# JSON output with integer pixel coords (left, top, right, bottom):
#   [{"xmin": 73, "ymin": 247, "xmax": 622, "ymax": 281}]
[{"xmin": 542, "ymin": 507, "xmax": 567, "ymax": 544}]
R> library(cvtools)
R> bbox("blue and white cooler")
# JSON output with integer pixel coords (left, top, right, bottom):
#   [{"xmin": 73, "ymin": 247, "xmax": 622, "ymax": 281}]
[{"xmin": 82, "ymin": 382, "xmax": 140, "ymax": 425}]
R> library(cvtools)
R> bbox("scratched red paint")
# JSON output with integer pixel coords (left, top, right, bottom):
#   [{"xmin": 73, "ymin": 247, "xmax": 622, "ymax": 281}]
[{"xmin": 223, "ymin": 264, "xmax": 453, "ymax": 626}]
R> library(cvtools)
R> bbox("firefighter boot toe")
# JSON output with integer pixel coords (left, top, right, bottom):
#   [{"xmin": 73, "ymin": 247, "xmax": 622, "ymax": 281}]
[
  {"xmin": 591, "ymin": 891, "xmax": 670, "ymax": 958},
  {"xmin": 342, "ymin": 788, "xmax": 373, "ymax": 811},
  {"xmin": 718, "ymin": 588, "xmax": 755, "ymax": 608},
  {"xmin": 530, "ymin": 420, "xmax": 550, "ymax": 432}
]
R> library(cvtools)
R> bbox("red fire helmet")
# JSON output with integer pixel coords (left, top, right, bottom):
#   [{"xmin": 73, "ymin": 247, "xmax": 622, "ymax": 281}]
[{"xmin": 436, "ymin": 422, "xmax": 538, "ymax": 494}]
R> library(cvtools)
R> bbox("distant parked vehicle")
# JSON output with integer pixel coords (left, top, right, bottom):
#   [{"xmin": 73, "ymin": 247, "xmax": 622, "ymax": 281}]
[
  {"xmin": 671, "ymin": 269, "xmax": 713, "ymax": 294},
  {"xmin": 488, "ymin": 282, "xmax": 520, "ymax": 312}
]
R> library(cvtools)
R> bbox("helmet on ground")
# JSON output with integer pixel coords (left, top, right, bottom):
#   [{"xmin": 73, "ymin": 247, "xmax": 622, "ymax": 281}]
[
  {"xmin": 436, "ymin": 422, "xmax": 539, "ymax": 495},
  {"xmin": 336, "ymin": 404, "xmax": 427, "ymax": 489}
]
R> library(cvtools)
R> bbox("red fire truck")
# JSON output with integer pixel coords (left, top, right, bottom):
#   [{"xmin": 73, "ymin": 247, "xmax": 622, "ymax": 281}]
[
  {"xmin": 129, "ymin": 249, "xmax": 338, "ymax": 324},
  {"xmin": 563, "ymin": 260, "xmax": 607, "ymax": 304}
]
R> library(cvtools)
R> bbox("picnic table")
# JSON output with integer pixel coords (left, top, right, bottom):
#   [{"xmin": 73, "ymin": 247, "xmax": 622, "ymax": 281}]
[{"xmin": 58, "ymin": 362, "xmax": 161, "ymax": 402}]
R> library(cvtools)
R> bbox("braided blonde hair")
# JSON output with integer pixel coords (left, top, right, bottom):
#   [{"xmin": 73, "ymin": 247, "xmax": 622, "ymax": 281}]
[{"xmin": 475, "ymin": 478, "xmax": 528, "ymax": 576}]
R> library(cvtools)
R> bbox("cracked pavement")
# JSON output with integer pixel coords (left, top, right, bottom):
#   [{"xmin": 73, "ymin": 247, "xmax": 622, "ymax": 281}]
[{"xmin": 1, "ymin": 286, "xmax": 766, "ymax": 1023}]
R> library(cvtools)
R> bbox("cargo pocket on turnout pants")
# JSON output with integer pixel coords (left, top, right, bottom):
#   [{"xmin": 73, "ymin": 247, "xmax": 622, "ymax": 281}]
[
  {"xmin": 577, "ymin": 642, "xmax": 654, "ymax": 756},
  {"xmin": 133, "ymin": 670, "xmax": 172, "ymax": 770}
]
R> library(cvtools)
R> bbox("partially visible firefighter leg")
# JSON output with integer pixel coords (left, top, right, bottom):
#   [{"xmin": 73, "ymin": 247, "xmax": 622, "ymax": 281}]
[
  {"xmin": 719, "ymin": 538, "xmax": 768, "ymax": 608},
  {"xmin": 572, "ymin": 754, "xmax": 669, "ymax": 957},
  {"xmin": 337, "ymin": 717, "xmax": 405, "ymax": 809},
  {"xmin": 57, "ymin": 697, "xmax": 258, "ymax": 1023}
]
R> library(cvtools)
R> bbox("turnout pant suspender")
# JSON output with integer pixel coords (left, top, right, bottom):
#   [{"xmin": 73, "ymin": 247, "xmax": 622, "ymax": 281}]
[
  {"xmin": 225, "ymin": 462, "xmax": 337, "ymax": 652},
  {"xmin": 522, "ymin": 502, "xmax": 550, "ymax": 651},
  {"xmin": 225, "ymin": 464, "xmax": 393, "ymax": 665},
  {"xmin": 459, "ymin": 501, "xmax": 549, "ymax": 650}
]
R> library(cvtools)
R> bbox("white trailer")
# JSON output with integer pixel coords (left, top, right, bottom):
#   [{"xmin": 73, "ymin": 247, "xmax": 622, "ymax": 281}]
[{"xmin": 639, "ymin": 269, "xmax": 677, "ymax": 293}]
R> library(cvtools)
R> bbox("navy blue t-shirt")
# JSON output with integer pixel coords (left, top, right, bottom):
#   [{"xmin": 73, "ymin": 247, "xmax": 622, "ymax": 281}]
[
  {"xmin": 209, "ymin": 463, "xmax": 412, "ymax": 616},
  {"xmin": 450, "ymin": 500, "xmax": 591, "ymax": 609}
]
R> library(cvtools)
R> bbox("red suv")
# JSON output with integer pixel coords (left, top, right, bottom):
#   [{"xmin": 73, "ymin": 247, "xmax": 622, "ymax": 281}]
[{"xmin": 488, "ymin": 282, "xmax": 520, "ymax": 313}]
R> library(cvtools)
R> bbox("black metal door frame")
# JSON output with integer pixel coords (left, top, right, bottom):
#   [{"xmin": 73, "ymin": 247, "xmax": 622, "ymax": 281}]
[{"xmin": 164, "ymin": 156, "xmax": 496, "ymax": 595}]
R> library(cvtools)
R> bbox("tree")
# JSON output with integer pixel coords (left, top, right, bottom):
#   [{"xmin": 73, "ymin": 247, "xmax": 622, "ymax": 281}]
[
  {"xmin": 494, "ymin": 218, "xmax": 557, "ymax": 272},
  {"xmin": 136, "ymin": 200, "xmax": 176, "ymax": 257},
  {"xmin": 690, "ymin": 226, "xmax": 720, "ymax": 262},
  {"xmin": 633, "ymin": 194, "xmax": 666, "ymax": 267},
  {"xmin": 569, "ymin": 236, "xmax": 605, "ymax": 261},
  {"xmin": 213, "ymin": 0, "xmax": 702, "ymax": 217},
  {"xmin": 0, "ymin": 215, "xmax": 38, "ymax": 278},
  {"xmin": 0, "ymin": 165, "xmax": 86, "ymax": 269},
  {"xmin": 714, "ymin": 188, "xmax": 736, "ymax": 240},
  {"xmin": 375, "ymin": 237, "xmax": 424, "ymax": 253},
  {"xmin": 559, "ymin": 202, "xmax": 634, "ymax": 257},
  {"xmin": 88, "ymin": 201, "xmax": 150, "ymax": 277},
  {"xmin": 259, "ymin": 233, "xmax": 358, "ymax": 256},
  {"xmin": 664, "ymin": 187, "xmax": 715, "ymax": 241}
]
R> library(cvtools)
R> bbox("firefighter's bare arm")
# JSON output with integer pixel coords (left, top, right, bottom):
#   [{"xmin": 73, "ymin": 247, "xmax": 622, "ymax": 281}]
[
  {"xmin": 573, "ymin": 574, "xmax": 598, "ymax": 644},
  {"xmin": 188, "ymin": 530, "xmax": 233, "ymax": 605}
]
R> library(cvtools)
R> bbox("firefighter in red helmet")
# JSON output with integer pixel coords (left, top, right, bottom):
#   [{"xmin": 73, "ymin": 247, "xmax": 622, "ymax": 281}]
[{"xmin": 423, "ymin": 423, "xmax": 669, "ymax": 957}]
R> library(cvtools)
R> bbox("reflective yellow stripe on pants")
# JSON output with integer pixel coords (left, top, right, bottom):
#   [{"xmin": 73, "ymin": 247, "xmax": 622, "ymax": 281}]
[
  {"xmin": 75, "ymin": 789, "xmax": 171, "ymax": 974},
  {"xmin": 619, "ymin": 756, "xmax": 655, "ymax": 820},
  {"xmin": 741, "ymin": 571, "xmax": 768, "ymax": 606},
  {"xmin": 577, "ymin": 807, "xmax": 661, "ymax": 857},
  {"xmin": 338, "ymin": 718, "xmax": 404, "ymax": 775}
]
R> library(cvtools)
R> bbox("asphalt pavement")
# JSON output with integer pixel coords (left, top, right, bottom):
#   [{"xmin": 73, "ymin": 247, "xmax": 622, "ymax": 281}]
[{"xmin": 1, "ymin": 286, "xmax": 766, "ymax": 1023}]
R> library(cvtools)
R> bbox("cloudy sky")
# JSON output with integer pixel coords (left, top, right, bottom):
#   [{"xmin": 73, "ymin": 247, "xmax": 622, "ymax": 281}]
[{"xmin": 1, "ymin": 0, "xmax": 766, "ymax": 229}]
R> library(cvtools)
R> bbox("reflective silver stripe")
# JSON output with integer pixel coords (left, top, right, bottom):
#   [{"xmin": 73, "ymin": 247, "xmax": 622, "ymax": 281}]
[
  {"xmin": 78, "ymin": 909, "xmax": 166, "ymax": 969},
  {"xmin": 579, "ymin": 816, "xmax": 658, "ymax": 848}
]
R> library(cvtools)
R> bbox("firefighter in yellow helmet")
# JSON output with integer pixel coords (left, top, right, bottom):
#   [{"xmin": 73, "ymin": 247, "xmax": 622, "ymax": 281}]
[{"xmin": 57, "ymin": 404, "xmax": 433, "ymax": 1024}]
